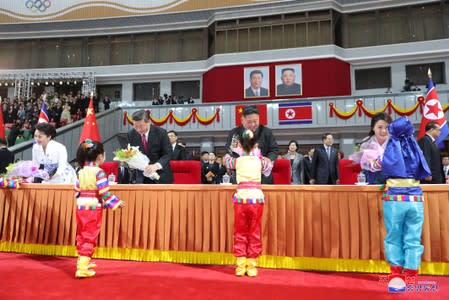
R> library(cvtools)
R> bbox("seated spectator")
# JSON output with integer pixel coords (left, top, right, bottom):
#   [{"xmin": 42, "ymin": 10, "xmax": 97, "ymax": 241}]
[
  {"xmin": 215, "ymin": 156, "xmax": 227, "ymax": 183},
  {"xmin": 200, "ymin": 151, "xmax": 209, "ymax": 183},
  {"xmin": 202, "ymin": 152, "xmax": 219, "ymax": 184},
  {"xmin": 60, "ymin": 104, "xmax": 73, "ymax": 125},
  {"xmin": 7, "ymin": 121, "xmax": 22, "ymax": 146},
  {"xmin": 402, "ymin": 78, "xmax": 421, "ymax": 92},
  {"xmin": 103, "ymin": 96, "xmax": 111, "ymax": 110}
]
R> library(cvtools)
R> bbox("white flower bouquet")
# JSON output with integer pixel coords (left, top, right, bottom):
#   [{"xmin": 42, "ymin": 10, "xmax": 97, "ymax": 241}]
[{"xmin": 113, "ymin": 144, "xmax": 160, "ymax": 180}]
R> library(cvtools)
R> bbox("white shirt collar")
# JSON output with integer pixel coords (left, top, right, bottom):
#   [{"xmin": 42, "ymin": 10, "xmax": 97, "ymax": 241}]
[
  {"xmin": 426, "ymin": 133, "xmax": 435, "ymax": 142},
  {"xmin": 142, "ymin": 127, "xmax": 150, "ymax": 138}
]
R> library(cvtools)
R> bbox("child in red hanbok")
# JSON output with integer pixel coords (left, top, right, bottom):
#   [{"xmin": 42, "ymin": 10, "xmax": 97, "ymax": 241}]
[
  {"xmin": 224, "ymin": 129, "xmax": 272, "ymax": 277},
  {"xmin": 75, "ymin": 139, "xmax": 124, "ymax": 278}
]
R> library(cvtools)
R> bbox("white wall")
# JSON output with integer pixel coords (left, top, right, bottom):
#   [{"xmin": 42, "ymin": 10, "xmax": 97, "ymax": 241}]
[{"xmin": 1, "ymin": 39, "xmax": 449, "ymax": 100}]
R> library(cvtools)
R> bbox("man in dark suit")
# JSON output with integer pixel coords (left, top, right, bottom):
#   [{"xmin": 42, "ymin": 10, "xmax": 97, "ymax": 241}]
[
  {"xmin": 225, "ymin": 105, "xmax": 279, "ymax": 184},
  {"xmin": 418, "ymin": 121, "xmax": 444, "ymax": 184},
  {"xmin": 0, "ymin": 138, "xmax": 14, "ymax": 174},
  {"xmin": 302, "ymin": 148, "xmax": 314, "ymax": 184},
  {"xmin": 118, "ymin": 162, "xmax": 130, "ymax": 184},
  {"xmin": 127, "ymin": 110, "xmax": 173, "ymax": 184},
  {"xmin": 442, "ymin": 155, "xmax": 449, "ymax": 180},
  {"xmin": 215, "ymin": 156, "xmax": 227, "ymax": 184},
  {"xmin": 310, "ymin": 133, "xmax": 339, "ymax": 184},
  {"xmin": 276, "ymin": 68, "xmax": 302, "ymax": 96},
  {"xmin": 202, "ymin": 152, "xmax": 219, "ymax": 184},
  {"xmin": 167, "ymin": 130, "xmax": 186, "ymax": 160},
  {"xmin": 245, "ymin": 70, "xmax": 269, "ymax": 98}
]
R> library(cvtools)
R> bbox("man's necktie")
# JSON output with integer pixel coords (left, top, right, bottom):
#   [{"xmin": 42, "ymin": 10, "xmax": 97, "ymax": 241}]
[
  {"xmin": 141, "ymin": 134, "xmax": 148, "ymax": 153},
  {"xmin": 327, "ymin": 147, "xmax": 331, "ymax": 159},
  {"xmin": 255, "ymin": 90, "xmax": 259, "ymax": 96}
]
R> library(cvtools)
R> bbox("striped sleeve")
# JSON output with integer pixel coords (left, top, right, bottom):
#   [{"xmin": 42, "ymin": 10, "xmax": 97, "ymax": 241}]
[
  {"xmin": 0, "ymin": 177, "xmax": 19, "ymax": 189},
  {"xmin": 223, "ymin": 154, "xmax": 236, "ymax": 169},
  {"xmin": 96, "ymin": 170, "xmax": 123, "ymax": 210}
]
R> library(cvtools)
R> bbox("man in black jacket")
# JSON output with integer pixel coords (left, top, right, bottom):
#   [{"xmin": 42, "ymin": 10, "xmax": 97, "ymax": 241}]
[
  {"xmin": 225, "ymin": 105, "xmax": 278, "ymax": 184},
  {"xmin": 418, "ymin": 121, "xmax": 444, "ymax": 184},
  {"xmin": 167, "ymin": 130, "xmax": 186, "ymax": 160},
  {"xmin": 127, "ymin": 110, "xmax": 173, "ymax": 184},
  {"xmin": 310, "ymin": 133, "xmax": 339, "ymax": 184},
  {"xmin": 302, "ymin": 148, "xmax": 314, "ymax": 184}
]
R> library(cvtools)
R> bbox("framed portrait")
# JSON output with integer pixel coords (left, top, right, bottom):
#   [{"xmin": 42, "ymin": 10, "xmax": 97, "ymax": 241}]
[
  {"xmin": 243, "ymin": 66, "xmax": 270, "ymax": 98},
  {"xmin": 275, "ymin": 64, "xmax": 302, "ymax": 97}
]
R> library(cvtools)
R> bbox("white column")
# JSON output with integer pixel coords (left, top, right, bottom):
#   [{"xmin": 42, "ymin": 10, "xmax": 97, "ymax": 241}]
[
  {"xmin": 121, "ymin": 81, "xmax": 133, "ymax": 102},
  {"xmin": 160, "ymin": 80, "xmax": 171, "ymax": 97}
]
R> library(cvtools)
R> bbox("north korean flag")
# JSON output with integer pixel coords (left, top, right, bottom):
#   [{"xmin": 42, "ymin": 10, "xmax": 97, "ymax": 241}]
[
  {"xmin": 418, "ymin": 73, "xmax": 449, "ymax": 148},
  {"xmin": 278, "ymin": 102, "xmax": 312, "ymax": 125},
  {"xmin": 38, "ymin": 102, "xmax": 50, "ymax": 124}
]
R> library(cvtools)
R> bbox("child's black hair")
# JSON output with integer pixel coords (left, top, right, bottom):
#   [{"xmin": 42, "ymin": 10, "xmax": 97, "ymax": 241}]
[
  {"xmin": 76, "ymin": 140, "xmax": 104, "ymax": 168},
  {"xmin": 241, "ymin": 130, "xmax": 256, "ymax": 153}
]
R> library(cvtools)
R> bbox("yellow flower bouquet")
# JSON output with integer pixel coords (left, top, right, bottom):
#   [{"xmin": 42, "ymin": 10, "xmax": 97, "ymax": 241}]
[{"xmin": 113, "ymin": 144, "xmax": 159, "ymax": 180}]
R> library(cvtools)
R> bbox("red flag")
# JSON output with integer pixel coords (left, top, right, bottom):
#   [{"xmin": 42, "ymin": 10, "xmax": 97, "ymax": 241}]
[
  {"xmin": 417, "ymin": 75, "xmax": 448, "ymax": 144},
  {"xmin": 235, "ymin": 104, "xmax": 267, "ymax": 126},
  {"xmin": 79, "ymin": 98, "xmax": 101, "ymax": 143},
  {"xmin": 278, "ymin": 102, "xmax": 313, "ymax": 125},
  {"xmin": 0, "ymin": 102, "xmax": 5, "ymax": 140}
]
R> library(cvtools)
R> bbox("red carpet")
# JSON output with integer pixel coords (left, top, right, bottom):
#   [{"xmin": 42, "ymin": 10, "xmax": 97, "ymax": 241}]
[{"xmin": 0, "ymin": 252, "xmax": 446, "ymax": 300}]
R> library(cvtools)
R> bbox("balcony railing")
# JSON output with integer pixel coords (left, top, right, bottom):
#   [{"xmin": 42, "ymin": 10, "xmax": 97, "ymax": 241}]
[{"xmin": 119, "ymin": 90, "xmax": 449, "ymax": 133}]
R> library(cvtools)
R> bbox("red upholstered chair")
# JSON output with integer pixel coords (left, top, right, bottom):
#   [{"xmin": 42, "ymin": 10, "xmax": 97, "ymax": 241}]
[
  {"xmin": 100, "ymin": 161, "xmax": 119, "ymax": 181},
  {"xmin": 169, "ymin": 160, "xmax": 201, "ymax": 184},
  {"xmin": 338, "ymin": 159, "xmax": 362, "ymax": 184},
  {"xmin": 272, "ymin": 159, "xmax": 291, "ymax": 184}
]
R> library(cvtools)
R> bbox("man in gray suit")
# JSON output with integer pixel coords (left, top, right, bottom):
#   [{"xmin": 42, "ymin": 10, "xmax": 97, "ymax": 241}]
[
  {"xmin": 276, "ymin": 68, "xmax": 301, "ymax": 96},
  {"xmin": 245, "ymin": 70, "xmax": 269, "ymax": 97}
]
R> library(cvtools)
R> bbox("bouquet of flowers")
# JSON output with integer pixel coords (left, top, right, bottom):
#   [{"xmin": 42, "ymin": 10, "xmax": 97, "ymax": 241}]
[
  {"xmin": 0, "ymin": 161, "xmax": 50, "ymax": 188},
  {"xmin": 6, "ymin": 161, "xmax": 50, "ymax": 180},
  {"xmin": 113, "ymin": 144, "xmax": 160, "ymax": 180}
]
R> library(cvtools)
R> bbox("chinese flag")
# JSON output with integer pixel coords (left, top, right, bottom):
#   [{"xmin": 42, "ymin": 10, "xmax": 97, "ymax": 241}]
[
  {"xmin": 0, "ymin": 104, "xmax": 5, "ymax": 140},
  {"xmin": 235, "ymin": 104, "xmax": 267, "ymax": 126},
  {"xmin": 79, "ymin": 98, "xmax": 101, "ymax": 143}
]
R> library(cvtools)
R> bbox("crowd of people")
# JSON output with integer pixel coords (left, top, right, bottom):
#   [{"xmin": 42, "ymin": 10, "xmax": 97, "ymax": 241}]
[
  {"xmin": 1, "ymin": 91, "xmax": 112, "ymax": 146},
  {"xmin": 151, "ymin": 94, "xmax": 195, "ymax": 105}
]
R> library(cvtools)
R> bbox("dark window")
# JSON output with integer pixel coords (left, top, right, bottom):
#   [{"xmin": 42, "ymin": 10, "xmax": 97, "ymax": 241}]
[
  {"xmin": 405, "ymin": 62, "xmax": 445, "ymax": 86},
  {"xmin": 171, "ymin": 80, "xmax": 200, "ymax": 99},
  {"xmin": 133, "ymin": 82, "xmax": 160, "ymax": 101},
  {"xmin": 355, "ymin": 67, "xmax": 391, "ymax": 90}
]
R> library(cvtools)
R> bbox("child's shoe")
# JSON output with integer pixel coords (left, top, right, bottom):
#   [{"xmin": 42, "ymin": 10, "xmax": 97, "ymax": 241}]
[
  {"xmin": 75, "ymin": 256, "xmax": 96, "ymax": 278},
  {"xmin": 390, "ymin": 265, "xmax": 403, "ymax": 275},
  {"xmin": 77, "ymin": 256, "xmax": 97, "ymax": 269},
  {"xmin": 246, "ymin": 258, "xmax": 258, "ymax": 277},
  {"xmin": 404, "ymin": 269, "xmax": 418, "ymax": 284},
  {"xmin": 235, "ymin": 257, "xmax": 247, "ymax": 276}
]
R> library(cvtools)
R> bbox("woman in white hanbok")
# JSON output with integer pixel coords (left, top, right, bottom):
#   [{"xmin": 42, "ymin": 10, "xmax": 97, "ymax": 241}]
[{"xmin": 32, "ymin": 123, "xmax": 77, "ymax": 184}]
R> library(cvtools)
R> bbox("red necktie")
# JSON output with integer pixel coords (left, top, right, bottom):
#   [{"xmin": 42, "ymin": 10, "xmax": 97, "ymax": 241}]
[{"xmin": 141, "ymin": 134, "xmax": 148, "ymax": 153}]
